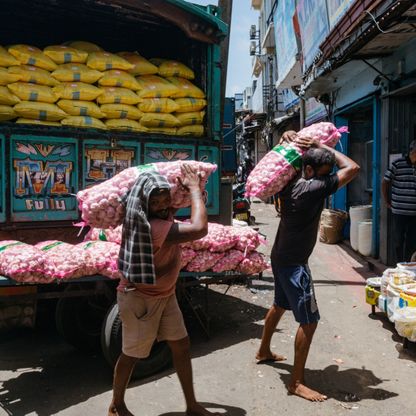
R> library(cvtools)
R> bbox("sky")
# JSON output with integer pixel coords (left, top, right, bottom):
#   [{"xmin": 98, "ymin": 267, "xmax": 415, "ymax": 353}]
[{"xmin": 190, "ymin": 0, "xmax": 258, "ymax": 97}]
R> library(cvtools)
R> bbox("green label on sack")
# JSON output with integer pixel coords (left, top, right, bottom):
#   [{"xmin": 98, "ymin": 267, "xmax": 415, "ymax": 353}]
[
  {"xmin": 272, "ymin": 145, "xmax": 302, "ymax": 170},
  {"xmin": 41, "ymin": 241, "xmax": 65, "ymax": 251},
  {"xmin": 136, "ymin": 164, "xmax": 156, "ymax": 173},
  {"xmin": 98, "ymin": 230, "xmax": 108, "ymax": 241},
  {"xmin": 0, "ymin": 242, "xmax": 24, "ymax": 252}
]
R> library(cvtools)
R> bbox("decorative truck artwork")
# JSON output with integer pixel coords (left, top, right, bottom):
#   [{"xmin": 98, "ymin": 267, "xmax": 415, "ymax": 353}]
[{"xmin": 10, "ymin": 135, "xmax": 78, "ymax": 221}]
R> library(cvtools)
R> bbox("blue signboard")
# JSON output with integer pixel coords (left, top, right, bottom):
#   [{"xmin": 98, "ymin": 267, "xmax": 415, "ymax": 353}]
[
  {"xmin": 0, "ymin": 135, "xmax": 5, "ymax": 223},
  {"xmin": 274, "ymin": 0, "xmax": 298, "ymax": 84},
  {"xmin": 10, "ymin": 135, "xmax": 78, "ymax": 222},
  {"xmin": 83, "ymin": 139, "xmax": 141, "ymax": 189},
  {"xmin": 297, "ymin": 0, "xmax": 329, "ymax": 70}
]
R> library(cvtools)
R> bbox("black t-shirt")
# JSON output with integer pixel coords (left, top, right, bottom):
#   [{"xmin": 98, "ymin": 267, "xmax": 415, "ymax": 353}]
[{"xmin": 272, "ymin": 174, "xmax": 339, "ymax": 267}]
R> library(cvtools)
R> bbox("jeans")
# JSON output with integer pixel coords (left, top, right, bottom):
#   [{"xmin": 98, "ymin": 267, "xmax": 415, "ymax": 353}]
[{"xmin": 393, "ymin": 214, "xmax": 416, "ymax": 262}]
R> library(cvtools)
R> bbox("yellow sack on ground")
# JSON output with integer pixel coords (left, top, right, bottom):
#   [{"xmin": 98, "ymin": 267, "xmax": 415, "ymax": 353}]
[
  {"xmin": 101, "ymin": 104, "xmax": 142, "ymax": 120},
  {"xmin": 175, "ymin": 111, "xmax": 205, "ymax": 126},
  {"xmin": 105, "ymin": 119, "xmax": 148, "ymax": 132},
  {"xmin": 65, "ymin": 41, "xmax": 103, "ymax": 53},
  {"xmin": 138, "ymin": 98, "xmax": 179, "ymax": 113},
  {"xmin": 0, "ymin": 105, "xmax": 16, "ymax": 121},
  {"xmin": 136, "ymin": 75, "xmax": 179, "ymax": 98},
  {"xmin": 98, "ymin": 70, "xmax": 141, "ymax": 90},
  {"xmin": 53, "ymin": 82, "xmax": 102, "ymax": 101},
  {"xmin": 8, "ymin": 82, "xmax": 58, "ymax": 103},
  {"xmin": 140, "ymin": 112, "xmax": 180, "ymax": 128},
  {"xmin": 61, "ymin": 116, "xmax": 107, "ymax": 129},
  {"xmin": 57, "ymin": 100, "xmax": 104, "ymax": 118},
  {"xmin": 44, "ymin": 45, "xmax": 88, "ymax": 64},
  {"xmin": 87, "ymin": 52, "xmax": 133, "ymax": 71},
  {"xmin": 145, "ymin": 126, "xmax": 177, "ymax": 135},
  {"xmin": 8, "ymin": 45, "xmax": 57, "ymax": 71},
  {"xmin": 158, "ymin": 60, "xmax": 195, "ymax": 80},
  {"xmin": 16, "ymin": 118, "xmax": 61, "ymax": 126},
  {"xmin": 166, "ymin": 77, "xmax": 205, "ymax": 98},
  {"xmin": 0, "ymin": 86, "xmax": 20, "ymax": 105},
  {"xmin": 51, "ymin": 64, "xmax": 103, "ymax": 84},
  {"xmin": 177, "ymin": 125, "xmax": 204, "ymax": 137},
  {"xmin": 0, "ymin": 46, "xmax": 20, "ymax": 67},
  {"xmin": 0, "ymin": 68, "xmax": 21, "ymax": 85},
  {"xmin": 97, "ymin": 87, "xmax": 140, "ymax": 105},
  {"xmin": 174, "ymin": 98, "xmax": 207, "ymax": 112},
  {"xmin": 8, "ymin": 65, "xmax": 59, "ymax": 86},
  {"xmin": 118, "ymin": 52, "xmax": 158, "ymax": 76},
  {"xmin": 14, "ymin": 101, "xmax": 67, "ymax": 121}
]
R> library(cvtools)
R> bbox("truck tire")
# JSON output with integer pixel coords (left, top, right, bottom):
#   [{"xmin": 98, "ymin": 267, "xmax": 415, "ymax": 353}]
[
  {"xmin": 55, "ymin": 284, "xmax": 110, "ymax": 352},
  {"xmin": 101, "ymin": 303, "xmax": 172, "ymax": 379}
]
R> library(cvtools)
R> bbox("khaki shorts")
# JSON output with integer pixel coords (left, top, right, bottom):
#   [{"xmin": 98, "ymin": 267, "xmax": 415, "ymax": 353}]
[{"xmin": 117, "ymin": 291, "xmax": 188, "ymax": 359}]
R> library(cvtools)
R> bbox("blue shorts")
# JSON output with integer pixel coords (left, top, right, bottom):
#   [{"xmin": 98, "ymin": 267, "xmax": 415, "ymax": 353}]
[{"xmin": 272, "ymin": 263, "xmax": 320, "ymax": 325}]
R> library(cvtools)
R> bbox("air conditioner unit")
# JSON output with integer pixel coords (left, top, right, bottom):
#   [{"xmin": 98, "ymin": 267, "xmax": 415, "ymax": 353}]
[
  {"xmin": 250, "ymin": 41, "xmax": 257, "ymax": 56},
  {"xmin": 250, "ymin": 25, "xmax": 257, "ymax": 40}
]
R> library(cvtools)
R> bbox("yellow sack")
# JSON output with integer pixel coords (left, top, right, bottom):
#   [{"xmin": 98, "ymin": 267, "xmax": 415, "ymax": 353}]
[
  {"xmin": 98, "ymin": 70, "xmax": 141, "ymax": 90},
  {"xmin": 0, "ymin": 105, "xmax": 16, "ymax": 121},
  {"xmin": 0, "ymin": 68, "xmax": 21, "ymax": 85},
  {"xmin": 16, "ymin": 118, "xmax": 61, "ymax": 126},
  {"xmin": 149, "ymin": 58, "xmax": 167, "ymax": 66},
  {"xmin": 8, "ymin": 82, "xmax": 58, "ymax": 103},
  {"xmin": 138, "ymin": 98, "xmax": 179, "ymax": 113},
  {"xmin": 51, "ymin": 64, "xmax": 103, "ymax": 84},
  {"xmin": 158, "ymin": 60, "xmax": 195, "ymax": 80},
  {"xmin": 44, "ymin": 45, "xmax": 88, "ymax": 64},
  {"xmin": 53, "ymin": 82, "xmax": 102, "ymax": 101},
  {"xmin": 101, "ymin": 104, "xmax": 142, "ymax": 120},
  {"xmin": 174, "ymin": 98, "xmax": 207, "ymax": 112},
  {"xmin": 146, "ymin": 126, "xmax": 177, "ymax": 136},
  {"xmin": 166, "ymin": 77, "xmax": 205, "ymax": 98},
  {"xmin": 8, "ymin": 65, "xmax": 59, "ymax": 86},
  {"xmin": 57, "ymin": 100, "xmax": 104, "ymax": 118},
  {"xmin": 140, "ymin": 112, "xmax": 180, "ymax": 128},
  {"xmin": 177, "ymin": 125, "xmax": 204, "ymax": 137},
  {"xmin": 0, "ymin": 86, "xmax": 20, "ymax": 105},
  {"xmin": 65, "ymin": 41, "xmax": 103, "ymax": 53},
  {"xmin": 61, "ymin": 116, "xmax": 107, "ymax": 130},
  {"xmin": 8, "ymin": 44, "xmax": 57, "ymax": 71},
  {"xmin": 14, "ymin": 101, "xmax": 67, "ymax": 121},
  {"xmin": 117, "ymin": 52, "xmax": 158, "ymax": 76},
  {"xmin": 97, "ymin": 87, "xmax": 140, "ymax": 105},
  {"xmin": 0, "ymin": 46, "xmax": 20, "ymax": 67},
  {"xmin": 136, "ymin": 75, "xmax": 179, "ymax": 98},
  {"xmin": 105, "ymin": 119, "xmax": 147, "ymax": 132},
  {"xmin": 175, "ymin": 111, "xmax": 205, "ymax": 126},
  {"xmin": 87, "ymin": 52, "xmax": 133, "ymax": 71}
]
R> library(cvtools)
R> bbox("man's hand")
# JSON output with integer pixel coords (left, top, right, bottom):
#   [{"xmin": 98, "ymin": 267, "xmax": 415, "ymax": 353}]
[
  {"xmin": 279, "ymin": 130, "xmax": 297, "ymax": 145},
  {"xmin": 177, "ymin": 164, "xmax": 201, "ymax": 191},
  {"xmin": 295, "ymin": 136, "xmax": 321, "ymax": 150}
]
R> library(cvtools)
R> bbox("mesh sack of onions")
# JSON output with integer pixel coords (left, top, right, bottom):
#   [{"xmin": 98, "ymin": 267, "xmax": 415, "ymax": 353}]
[
  {"xmin": 185, "ymin": 250, "xmax": 225, "ymax": 272},
  {"xmin": 0, "ymin": 240, "xmax": 49, "ymax": 283},
  {"xmin": 84, "ymin": 225, "xmax": 122, "ymax": 244},
  {"xmin": 232, "ymin": 226, "xmax": 263, "ymax": 252},
  {"xmin": 180, "ymin": 247, "xmax": 198, "ymax": 269},
  {"xmin": 212, "ymin": 249, "xmax": 244, "ymax": 273},
  {"xmin": 245, "ymin": 122, "xmax": 347, "ymax": 200},
  {"xmin": 77, "ymin": 160, "xmax": 217, "ymax": 229},
  {"xmin": 36, "ymin": 240, "xmax": 91, "ymax": 280},
  {"xmin": 237, "ymin": 252, "xmax": 269, "ymax": 275}
]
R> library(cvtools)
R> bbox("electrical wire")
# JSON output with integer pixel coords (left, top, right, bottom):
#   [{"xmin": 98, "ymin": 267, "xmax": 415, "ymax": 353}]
[{"xmin": 364, "ymin": 9, "xmax": 400, "ymax": 34}]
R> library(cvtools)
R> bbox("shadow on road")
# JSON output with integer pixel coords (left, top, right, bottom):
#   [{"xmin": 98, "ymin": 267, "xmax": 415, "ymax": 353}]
[
  {"xmin": 260, "ymin": 361, "xmax": 398, "ymax": 403},
  {"xmin": 157, "ymin": 402, "xmax": 247, "ymax": 416}
]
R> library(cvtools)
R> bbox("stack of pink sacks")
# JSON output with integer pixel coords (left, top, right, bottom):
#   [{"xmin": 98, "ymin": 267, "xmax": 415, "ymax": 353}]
[
  {"xmin": 245, "ymin": 122, "xmax": 347, "ymax": 200},
  {"xmin": 77, "ymin": 160, "xmax": 217, "ymax": 229}
]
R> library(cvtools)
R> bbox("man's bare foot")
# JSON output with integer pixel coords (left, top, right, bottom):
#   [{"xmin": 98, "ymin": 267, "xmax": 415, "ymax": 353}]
[
  {"xmin": 288, "ymin": 382, "xmax": 327, "ymax": 402},
  {"xmin": 186, "ymin": 403, "xmax": 221, "ymax": 416},
  {"xmin": 256, "ymin": 350, "xmax": 287, "ymax": 363},
  {"xmin": 108, "ymin": 402, "xmax": 134, "ymax": 416}
]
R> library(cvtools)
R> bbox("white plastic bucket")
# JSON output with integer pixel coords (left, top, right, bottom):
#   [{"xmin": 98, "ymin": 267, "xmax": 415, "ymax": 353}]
[
  {"xmin": 349, "ymin": 205, "xmax": 372, "ymax": 251},
  {"xmin": 358, "ymin": 220, "xmax": 372, "ymax": 257}
]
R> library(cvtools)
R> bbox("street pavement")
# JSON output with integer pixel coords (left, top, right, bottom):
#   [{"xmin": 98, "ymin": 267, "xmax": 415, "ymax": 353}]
[{"xmin": 1, "ymin": 202, "xmax": 416, "ymax": 415}]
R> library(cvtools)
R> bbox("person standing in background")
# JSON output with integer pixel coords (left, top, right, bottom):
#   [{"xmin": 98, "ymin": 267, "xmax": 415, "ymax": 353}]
[{"xmin": 382, "ymin": 140, "xmax": 416, "ymax": 262}]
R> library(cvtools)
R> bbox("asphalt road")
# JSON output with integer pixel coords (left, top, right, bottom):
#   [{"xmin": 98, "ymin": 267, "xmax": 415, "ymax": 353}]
[{"xmin": 1, "ymin": 202, "xmax": 415, "ymax": 415}]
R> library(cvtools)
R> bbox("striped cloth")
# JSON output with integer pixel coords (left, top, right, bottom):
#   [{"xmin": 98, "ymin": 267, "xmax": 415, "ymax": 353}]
[
  {"xmin": 118, "ymin": 171, "xmax": 170, "ymax": 284},
  {"xmin": 384, "ymin": 156, "xmax": 416, "ymax": 216}
]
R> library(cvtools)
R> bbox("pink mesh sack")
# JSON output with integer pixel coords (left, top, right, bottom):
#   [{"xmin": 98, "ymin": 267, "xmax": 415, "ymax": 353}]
[
  {"xmin": 185, "ymin": 250, "xmax": 225, "ymax": 272},
  {"xmin": 180, "ymin": 247, "xmax": 198, "ymax": 269},
  {"xmin": 212, "ymin": 249, "xmax": 244, "ymax": 273},
  {"xmin": 84, "ymin": 225, "xmax": 122, "ymax": 244},
  {"xmin": 237, "ymin": 252, "xmax": 269, "ymax": 275}
]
